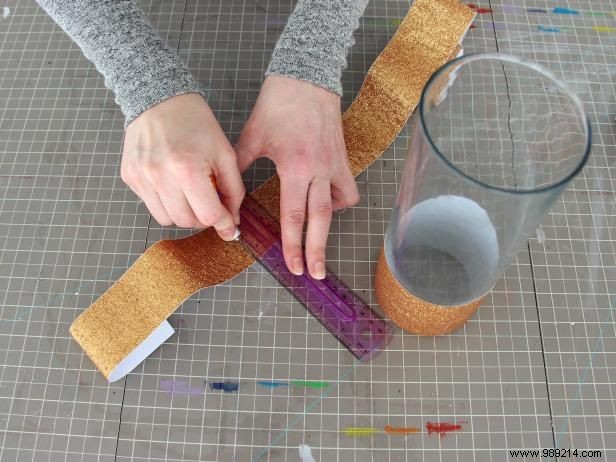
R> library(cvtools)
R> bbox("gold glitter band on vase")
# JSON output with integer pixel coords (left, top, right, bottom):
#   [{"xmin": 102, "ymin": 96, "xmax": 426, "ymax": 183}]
[
  {"xmin": 375, "ymin": 250, "xmax": 484, "ymax": 335},
  {"xmin": 70, "ymin": 0, "xmax": 475, "ymax": 382}
]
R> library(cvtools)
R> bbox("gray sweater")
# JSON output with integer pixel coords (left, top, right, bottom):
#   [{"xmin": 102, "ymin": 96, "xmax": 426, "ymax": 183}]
[{"xmin": 35, "ymin": 0, "xmax": 369, "ymax": 125}]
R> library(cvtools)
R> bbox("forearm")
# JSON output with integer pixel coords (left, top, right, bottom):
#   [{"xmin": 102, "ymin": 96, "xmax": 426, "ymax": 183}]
[
  {"xmin": 266, "ymin": 0, "xmax": 370, "ymax": 95},
  {"xmin": 36, "ymin": 0, "xmax": 204, "ymax": 125}
]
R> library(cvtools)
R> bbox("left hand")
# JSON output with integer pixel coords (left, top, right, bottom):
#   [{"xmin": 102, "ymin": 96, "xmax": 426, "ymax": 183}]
[{"xmin": 236, "ymin": 75, "xmax": 359, "ymax": 279}]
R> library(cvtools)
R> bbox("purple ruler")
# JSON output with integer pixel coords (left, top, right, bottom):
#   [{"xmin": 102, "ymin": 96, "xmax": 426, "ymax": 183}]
[{"xmin": 238, "ymin": 194, "xmax": 394, "ymax": 362}]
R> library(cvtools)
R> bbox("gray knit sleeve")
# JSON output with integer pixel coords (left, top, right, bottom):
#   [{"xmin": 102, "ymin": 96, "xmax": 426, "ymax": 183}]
[
  {"xmin": 266, "ymin": 0, "xmax": 370, "ymax": 96},
  {"xmin": 35, "ymin": 0, "xmax": 205, "ymax": 126}
]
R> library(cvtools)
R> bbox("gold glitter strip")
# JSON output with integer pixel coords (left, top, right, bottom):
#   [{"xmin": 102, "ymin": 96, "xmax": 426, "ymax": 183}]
[
  {"xmin": 70, "ymin": 0, "xmax": 475, "ymax": 381},
  {"xmin": 375, "ymin": 250, "xmax": 483, "ymax": 335},
  {"xmin": 69, "ymin": 230, "xmax": 254, "ymax": 379}
]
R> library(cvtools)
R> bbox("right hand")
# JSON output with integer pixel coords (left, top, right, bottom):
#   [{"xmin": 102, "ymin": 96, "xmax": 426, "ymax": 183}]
[{"xmin": 121, "ymin": 93, "xmax": 245, "ymax": 241}]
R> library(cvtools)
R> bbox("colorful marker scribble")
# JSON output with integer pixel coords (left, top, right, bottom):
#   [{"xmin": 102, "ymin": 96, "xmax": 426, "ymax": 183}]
[
  {"xmin": 258, "ymin": 380, "xmax": 331, "ymax": 390},
  {"xmin": 344, "ymin": 427, "xmax": 379, "ymax": 437},
  {"xmin": 594, "ymin": 26, "xmax": 616, "ymax": 33},
  {"xmin": 467, "ymin": 3, "xmax": 492, "ymax": 14},
  {"xmin": 426, "ymin": 421, "xmax": 465, "ymax": 438},
  {"xmin": 204, "ymin": 379, "xmax": 329, "ymax": 391},
  {"xmin": 538, "ymin": 25, "xmax": 561, "ymax": 33},
  {"xmin": 208, "ymin": 381, "xmax": 239, "ymax": 393},
  {"xmin": 553, "ymin": 7, "xmax": 579, "ymax": 15},
  {"xmin": 343, "ymin": 424, "xmax": 439, "ymax": 437},
  {"xmin": 159, "ymin": 380, "xmax": 203, "ymax": 396},
  {"xmin": 496, "ymin": 4, "xmax": 615, "ymax": 18},
  {"xmin": 256, "ymin": 380, "xmax": 289, "ymax": 388},
  {"xmin": 384, "ymin": 425, "xmax": 421, "ymax": 434},
  {"xmin": 291, "ymin": 380, "xmax": 329, "ymax": 389}
]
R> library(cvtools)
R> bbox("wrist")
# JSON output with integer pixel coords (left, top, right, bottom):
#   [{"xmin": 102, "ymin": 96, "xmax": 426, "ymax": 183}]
[
  {"xmin": 265, "ymin": 52, "xmax": 343, "ymax": 97},
  {"xmin": 263, "ymin": 74, "xmax": 341, "ymax": 106}
]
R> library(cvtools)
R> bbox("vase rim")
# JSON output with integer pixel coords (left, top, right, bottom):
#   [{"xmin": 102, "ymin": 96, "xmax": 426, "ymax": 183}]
[{"xmin": 419, "ymin": 52, "xmax": 592, "ymax": 196}]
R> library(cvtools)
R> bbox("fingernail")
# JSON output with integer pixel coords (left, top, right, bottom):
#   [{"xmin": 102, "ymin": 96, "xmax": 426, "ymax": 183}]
[
  {"xmin": 220, "ymin": 226, "xmax": 238, "ymax": 241},
  {"xmin": 313, "ymin": 261, "xmax": 326, "ymax": 280},
  {"xmin": 292, "ymin": 257, "xmax": 304, "ymax": 276},
  {"xmin": 234, "ymin": 214, "xmax": 240, "ymax": 226}
]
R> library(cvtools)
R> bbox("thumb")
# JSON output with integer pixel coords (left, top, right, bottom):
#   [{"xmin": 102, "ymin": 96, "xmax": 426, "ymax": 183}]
[
  {"xmin": 213, "ymin": 151, "xmax": 246, "ymax": 225},
  {"xmin": 331, "ymin": 168, "xmax": 361, "ymax": 211},
  {"xmin": 235, "ymin": 128, "xmax": 262, "ymax": 173}
]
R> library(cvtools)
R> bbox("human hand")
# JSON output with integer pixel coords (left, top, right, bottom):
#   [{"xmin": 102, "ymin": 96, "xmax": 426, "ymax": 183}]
[
  {"xmin": 236, "ymin": 75, "xmax": 359, "ymax": 279},
  {"xmin": 121, "ymin": 93, "xmax": 245, "ymax": 240}
]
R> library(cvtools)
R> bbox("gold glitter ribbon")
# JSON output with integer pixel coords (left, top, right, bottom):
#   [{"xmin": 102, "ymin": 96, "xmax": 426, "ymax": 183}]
[
  {"xmin": 70, "ymin": 0, "xmax": 475, "ymax": 382},
  {"xmin": 375, "ymin": 250, "xmax": 483, "ymax": 335}
]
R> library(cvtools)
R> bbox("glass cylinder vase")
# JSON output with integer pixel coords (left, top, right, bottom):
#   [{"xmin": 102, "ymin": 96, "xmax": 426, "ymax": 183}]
[{"xmin": 376, "ymin": 53, "xmax": 591, "ymax": 335}]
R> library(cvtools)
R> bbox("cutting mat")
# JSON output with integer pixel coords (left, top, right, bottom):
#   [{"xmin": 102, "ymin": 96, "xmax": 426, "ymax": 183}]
[{"xmin": 0, "ymin": 0, "xmax": 614, "ymax": 461}]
